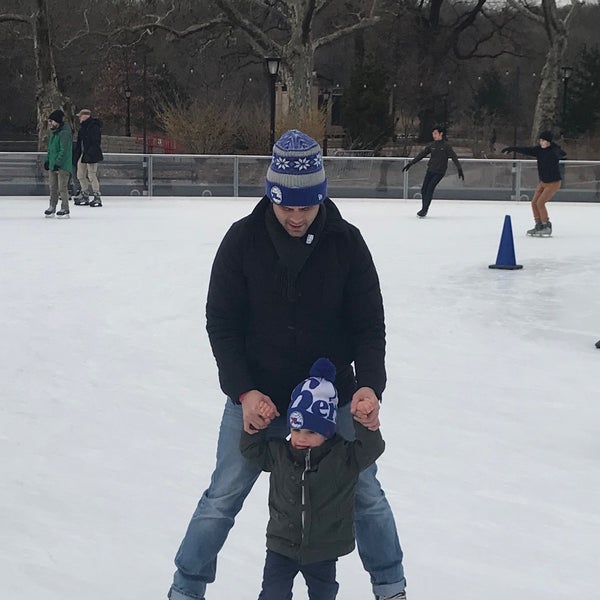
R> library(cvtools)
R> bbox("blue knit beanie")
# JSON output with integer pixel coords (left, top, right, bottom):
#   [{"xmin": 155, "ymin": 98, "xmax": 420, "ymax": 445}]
[
  {"xmin": 266, "ymin": 129, "xmax": 328, "ymax": 206},
  {"xmin": 287, "ymin": 358, "xmax": 338, "ymax": 439}
]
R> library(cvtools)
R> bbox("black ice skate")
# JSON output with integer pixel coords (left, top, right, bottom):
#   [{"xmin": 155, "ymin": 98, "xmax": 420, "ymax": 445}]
[
  {"xmin": 44, "ymin": 206, "xmax": 56, "ymax": 218},
  {"xmin": 526, "ymin": 222, "xmax": 543, "ymax": 236},
  {"xmin": 530, "ymin": 221, "xmax": 552, "ymax": 237},
  {"xmin": 89, "ymin": 194, "xmax": 102, "ymax": 207},
  {"xmin": 417, "ymin": 209, "xmax": 427, "ymax": 218},
  {"xmin": 56, "ymin": 208, "xmax": 70, "ymax": 218},
  {"xmin": 74, "ymin": 193, "xmax": 89, "ymax": 206}
]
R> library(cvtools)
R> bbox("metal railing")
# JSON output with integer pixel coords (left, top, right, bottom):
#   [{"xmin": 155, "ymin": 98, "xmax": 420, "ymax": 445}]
[{"xmin": 1, "ymin": 152, "xmax": 599, "ymax": 202}]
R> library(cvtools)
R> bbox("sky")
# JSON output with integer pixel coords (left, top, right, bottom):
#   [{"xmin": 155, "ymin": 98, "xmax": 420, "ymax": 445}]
[{"xmin": 1, "ymin": 197, "xmax": 599, "ymax": 600}]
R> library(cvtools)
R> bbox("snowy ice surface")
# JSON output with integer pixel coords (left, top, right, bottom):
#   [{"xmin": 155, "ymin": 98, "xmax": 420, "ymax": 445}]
[{"xmin": 1, "ymin": 197, "xmax": 599, "ymax": 600}]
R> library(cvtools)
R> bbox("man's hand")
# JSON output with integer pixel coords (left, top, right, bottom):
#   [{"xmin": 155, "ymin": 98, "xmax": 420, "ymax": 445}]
[
  {"xmin": 402, "ymin": 164, "xmax": 410, "ymax": 172},
  {"xmin": 350, "ymin": 387, "xmax": 381, "ymax": 431},
  {"xmin": 458, "ymin": 170, "xmax": 465, "ymax": 181},
  {"xmin": 241, "ymin": 390, "xmax": 279, "ymax": 434}
]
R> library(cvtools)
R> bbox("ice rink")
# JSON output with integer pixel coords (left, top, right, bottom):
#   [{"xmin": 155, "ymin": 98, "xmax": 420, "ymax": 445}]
[{"xmin": 1, "ymin": 196, "xmax": 599, "ymax": 600}]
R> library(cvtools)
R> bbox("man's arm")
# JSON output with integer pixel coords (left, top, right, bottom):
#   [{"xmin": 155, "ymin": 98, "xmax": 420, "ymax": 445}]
[
  {"xmin": 344, "ymin": 228, "xmax": 386, "ymax": 402},
  {"xmin": 447, "ymin": 144, "xmax": 464, "ymax": 179},
  {"xmin": 206, "ymin": 223, "xmax": 257, "ymax": 402}
]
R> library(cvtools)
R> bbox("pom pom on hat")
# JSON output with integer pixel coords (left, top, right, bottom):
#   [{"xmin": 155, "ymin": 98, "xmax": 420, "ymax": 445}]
[
  {"xmin": 266, "ymin": 129, "xmax": 327, "ymax": 207},
  {"xmin": 48, "ymin": 110, "xmax": 64, "ymax": 124},
  {"xmin": 288, "ymin": 358, "xmax": 338, "ymax": 439},
  {"xmin": 309, "ymin": 357, "xmax": 336, "ymax": 382}
]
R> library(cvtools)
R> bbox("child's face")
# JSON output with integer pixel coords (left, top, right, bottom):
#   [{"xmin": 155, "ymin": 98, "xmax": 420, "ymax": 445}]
[
  {"xmin": 539, "ymin": 139, "xmax": 551, "ymax": 148},
  {"xmin": 290, "ymin": 429, "xmax": 327, "ymax": 450}
]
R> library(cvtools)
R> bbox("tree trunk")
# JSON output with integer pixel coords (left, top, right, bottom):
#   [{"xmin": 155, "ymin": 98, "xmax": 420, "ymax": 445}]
[
  {"xmin": 530, "ymin": 37, "xmax": 566, "ymax": 140},
  {"xmin": 32, "ymin": 0, "xmax": 72, "ymax": 150}
]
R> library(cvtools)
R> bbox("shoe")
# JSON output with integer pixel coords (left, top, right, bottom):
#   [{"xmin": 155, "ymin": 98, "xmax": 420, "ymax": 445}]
[
  {"xmin": 74, "ymin": 193, "xmax": 89, "ymax": 206},
  {"xmin": 417, "ymin": 209, "xmax": 427, "ymax": 217},
  {"xmin": 539, "ymin": 221, "xmax": 552, "ymax": 237},
  {"xmin": 89, "ymin": 194, "xmax": 102, "ymax": 207},
  {"xmin": 376, "ymin": 592, "xmax": 406, "ymax": 600},
  {"xmin": 56, "ymin": 209, "xmax": 70, "ymax": 218},
  {"xmin": 526, "ymin": 222, "xmax": 543, "ymax": 236},
  {"xmin": 44, "ymin": 207, "xmax": 56, "ymax": 217}
]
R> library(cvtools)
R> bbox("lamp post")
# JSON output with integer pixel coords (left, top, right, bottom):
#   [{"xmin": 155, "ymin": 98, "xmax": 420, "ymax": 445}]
[
  {"xmin": 265, "ymin": 56, "xmax": 281, "ymax": 152},
  {"xmin": 561, "ymin": 65, "xmax": 573, "ymax": 133},
  {"xmin": 125, "ymin": 87, "xmax": 132, "ymax": 137},
  {"xmin": 321, "ymin": 90, "xmax": 330, "ymax": 156}
]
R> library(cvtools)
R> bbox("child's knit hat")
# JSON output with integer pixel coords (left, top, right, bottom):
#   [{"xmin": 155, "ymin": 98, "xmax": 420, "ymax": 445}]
[{"xmin": 287, "ymin": 358, "xmax": 338, "ymax": 439}]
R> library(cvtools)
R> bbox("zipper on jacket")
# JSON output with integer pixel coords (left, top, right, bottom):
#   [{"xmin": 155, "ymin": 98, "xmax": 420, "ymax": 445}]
[{"xmin": 301, "ymin": 449, "xmax": 311, "ymax": 546}]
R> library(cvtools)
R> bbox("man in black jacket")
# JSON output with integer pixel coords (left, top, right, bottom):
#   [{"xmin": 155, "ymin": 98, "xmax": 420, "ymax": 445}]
[
  {"xmin": 73, "ymin": 108, "xmax": 104, "ymax": 207},
  {"xmin": 168, "ymin": 130, "xmax": 407, "ymax": 600},
  {"xmin": 402, "ymin": 126, "xmax": 464, "ymax": 217},
  {"xmin": 502, "ymin": 130, "xmax": 566, "ymax": 237}
]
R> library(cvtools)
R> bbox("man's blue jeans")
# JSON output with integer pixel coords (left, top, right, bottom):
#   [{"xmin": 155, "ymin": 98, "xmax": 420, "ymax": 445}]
[{"xmin": 169, "ymin": 399, "xmax": 406, "ymax": 600}]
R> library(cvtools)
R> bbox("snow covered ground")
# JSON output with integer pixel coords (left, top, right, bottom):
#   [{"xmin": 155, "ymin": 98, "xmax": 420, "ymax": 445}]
[{"xmin": 1, "ymin": 197, "xmax": 599, "ymax": 600}]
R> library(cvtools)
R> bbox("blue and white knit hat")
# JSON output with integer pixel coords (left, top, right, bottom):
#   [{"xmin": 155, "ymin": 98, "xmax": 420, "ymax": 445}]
[
  {"xmin": 287, "ymin": 358, "xmax": 338, "ymax": 439},
  {"xmin": 266, "ymin": 129, "xmax": 327, "ymax": 206}
]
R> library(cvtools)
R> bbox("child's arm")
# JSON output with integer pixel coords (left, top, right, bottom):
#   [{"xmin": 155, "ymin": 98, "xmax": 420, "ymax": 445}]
[
  {"xmin": 351, "ymin": 402, "xmax": 385, "ymax": 471},
  {"xmin": 239, "ymin": 427, "xmax": 276, "ymax": 472}
]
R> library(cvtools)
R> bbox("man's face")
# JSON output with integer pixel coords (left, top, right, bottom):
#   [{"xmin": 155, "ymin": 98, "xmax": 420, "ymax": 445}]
[
  {"xmin": 432, "ymin": 129, "xmax": 443, "ymax": 141},
  {"xmin": 79, "ymin": 114, "xmax": 90, "ymax": 123},
  {"xmin": 539, "ymin": 139, "xmax": 551, "ymax": 148},
  {"xmin": 272, "ymin": 203, "xmax": 320, "ymax": 237},
  {"xmin": 48, "ymin": 119, "xmax": 59, "ymax": 129}
]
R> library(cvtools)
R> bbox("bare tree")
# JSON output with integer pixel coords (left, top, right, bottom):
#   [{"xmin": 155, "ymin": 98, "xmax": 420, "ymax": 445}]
[
  {"xmin": 0, "ymin": 0, "xmax": 73, "ymax": 149},
  {"xmin": 383, "ymin": 0, "xmax": 520, "ymax": 141},
  {"xmin": 507, "ymin": 0, "xmax": 581, "ymax": 141},
  {"xmin": 58, "ymin": 1, "xmax": 381, "ymax": 116}
]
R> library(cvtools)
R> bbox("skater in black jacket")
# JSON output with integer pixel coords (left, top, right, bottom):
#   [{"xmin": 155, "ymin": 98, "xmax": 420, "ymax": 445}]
[
  {"xmin": 73, "ymin": 109, "xmax": 104, "ymax": 207},
  {"xmin": 502, "ymin": 130, "xmax": 566, "ymax": 237},
  {"xmin": 402, "ymin": 126, "xmax": 464, "ymax": 217},
  {"xmin": 241, "ymin": 358, "xmax": 385, "ymax": 600}
]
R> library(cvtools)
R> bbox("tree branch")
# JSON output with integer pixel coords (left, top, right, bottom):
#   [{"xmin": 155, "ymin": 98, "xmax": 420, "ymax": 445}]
[
  {"xmin": 506, "ymin": 0, "xmax": 545, "ymax": 26},
  {"xmin": 0, "ymin": 13, "xmax": 31, "ymax": 25},
  {"xmin": 314, "ymin": 15, "xmax": 380, "ymax": 50}
]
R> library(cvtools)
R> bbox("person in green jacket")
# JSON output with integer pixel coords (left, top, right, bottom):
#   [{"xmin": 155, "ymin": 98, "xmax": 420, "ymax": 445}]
[
  {"xmin": 240, "ymin": 358, "xmax": 386, "ymax": 600},
  {"xmin": 44, "ymin": 110, "xmax": 73, "ymax": 218}
]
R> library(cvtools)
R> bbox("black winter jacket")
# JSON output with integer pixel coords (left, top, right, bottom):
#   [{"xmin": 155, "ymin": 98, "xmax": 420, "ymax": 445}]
[
  {"xmin": 409, "ymin": 140, "xmax": 463, "ymax": 175},
  {"xmin": 504, "ymin": 143, "xmax": 566, "ymax": 183},
  {"xmin": 240, "ymin": 422, "xmax": 385, "ymax": 564},
  {"xmin": 206, "ymin": 197, "xmax": 386, "ymax": 413},
  {"xmin": 74, "ymin": 118, "xmax": 103, "ymax": 164}
]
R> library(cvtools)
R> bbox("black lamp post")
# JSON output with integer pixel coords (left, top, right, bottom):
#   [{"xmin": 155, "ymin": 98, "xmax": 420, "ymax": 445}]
[
  {"xmin": 561, "ymin": 66, "xmax": 573, "ymax": 132},
  {"xmin": 265, "ymin": 56, "xmax": 281, "ymax": 151},
  {"xmin": 125, "ymin": 87, "xmax": 132, "ymax": 137}
]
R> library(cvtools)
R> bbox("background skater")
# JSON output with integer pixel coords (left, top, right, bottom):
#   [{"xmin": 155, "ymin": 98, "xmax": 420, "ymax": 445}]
[
  {"xmin": 402, "ymin": 125, "xmax": 464, "ymax": 217},
  {"xmin": 43, "ymin": 109, "xmax": 73, "ymax": 219},
  {"xmin": 73, "ymin": 108, "xmax": 104, "ymax": 207},
  {"xmin": 502, "ymin": 130, "xmax": 566, "ymax": 237}
]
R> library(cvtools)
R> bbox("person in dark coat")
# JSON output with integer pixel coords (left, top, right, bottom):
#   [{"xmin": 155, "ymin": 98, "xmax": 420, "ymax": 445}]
[
  {"xmin": 402, "ymin": 125, "xmax": 464, "ymax": 217},
  {"xmin": 502, "ymin": 130, "xmax": 566, "ymax": 237},
  {"xmin": 73, "ymin": 108, "xmax": 104, "ymax": 207},
  {"xmin": 168, "ymin": 130, "xmax": 407, "ymax": 600},
  {"xmin": 240, "ymin": 358, "xmax": 385, "ymax": 600}
]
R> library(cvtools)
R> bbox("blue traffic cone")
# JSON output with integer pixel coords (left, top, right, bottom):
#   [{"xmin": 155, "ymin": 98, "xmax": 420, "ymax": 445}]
[
  {"xmin": 595, "ymin": 339, "xmax": 600, "ymax": 349},
  {"xmin": 489, "ymin": 215, "xmax": 523, "ymax": 270}
]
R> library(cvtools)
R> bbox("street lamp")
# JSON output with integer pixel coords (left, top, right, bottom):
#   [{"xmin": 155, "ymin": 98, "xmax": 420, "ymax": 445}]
[
  {"xmin": 321, "ymin": 90, "xmax": 331, "ymax": 156},
  {"xmin": 561, "ymin": 65, "xmax": 573, "ymax": 132},
  {"xmin": 265, "ymin": 56, "xmax": 281, "ymax": 151},
  {"xmin": 125, "ymin": 87, "xmax": 132, "ymax": 137}
]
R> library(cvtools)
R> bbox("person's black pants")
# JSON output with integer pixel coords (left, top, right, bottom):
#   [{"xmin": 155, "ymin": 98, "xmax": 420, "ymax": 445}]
[
  {"xmin": 258, "ymin": 549, "xmax": 339, "ymax": 600},
  {"xmin": 420, "ymin": 170, "xmax": 444, "ymax": 213}
]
